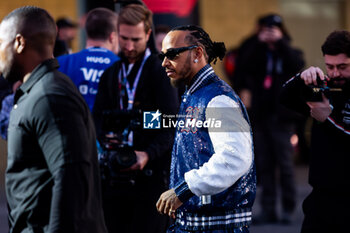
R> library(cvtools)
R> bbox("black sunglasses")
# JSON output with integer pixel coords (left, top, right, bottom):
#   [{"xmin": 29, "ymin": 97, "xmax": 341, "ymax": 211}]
[{"xmin": 158, "ymin": 45, "xmax": 198, "ymax": 61}]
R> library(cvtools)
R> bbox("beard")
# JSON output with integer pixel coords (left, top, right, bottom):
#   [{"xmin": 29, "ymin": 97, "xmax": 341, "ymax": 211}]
[
  {"xmin": 1, "ymin": 51, "xmax": 21, "ymax": 84},
  {"xmin": 327, "ymin": 77, "xmax": 350, "ymax": 98},
  {"xmin": 2, "ymin": 63, "xmax": 21, "ymax": 84},
  {"xmin": 327, "ymin": 77, "xmax": 350, "ymax": 88},
  {"xmin": 121, "ymin": 46, "xmax": 146, "ymax": 64},
  {"xmin": 170, "ymin": 76, "xmax": 188, "ymax": 88},
  {"xmin": 169, "ymin": 55, "xmax": 192, "ymax": 88},
  {"xmin": 123, "ymin": 50, "xmax": 138, "ymax": 61}
]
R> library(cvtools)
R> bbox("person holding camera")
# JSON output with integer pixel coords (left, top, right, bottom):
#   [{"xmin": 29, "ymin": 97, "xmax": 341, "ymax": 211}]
[
  {"xmin": 92, "ymin": 4, "xmax": 179, "ymax": 233},
  {"xmin": 281, "ymin": 30, "xmax": 350, "ymax": 233},
  {"xmin": 232, "ymin": 13, "xmax": 305, "ymax": 224},
  {"xmin": 156, "ymin": 25, "xmax": 256, "ymax": 232}
]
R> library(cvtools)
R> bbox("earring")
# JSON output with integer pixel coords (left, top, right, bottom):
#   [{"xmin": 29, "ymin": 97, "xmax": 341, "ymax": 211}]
[{"xmin": 194, "ymin": 59, "xmax": 198, "ymax": 63}]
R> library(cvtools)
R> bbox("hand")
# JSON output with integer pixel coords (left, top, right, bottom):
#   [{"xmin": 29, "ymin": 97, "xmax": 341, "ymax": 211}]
[
  {"xmin": 156, "ymin": 189, "xmax": 183, "ymax": 219},
  {"xmin": 300, "ymin": 66, "xmax": 328, "ymax": 86},
  {"xmin": 124, "ymin": 151, "xmax": 149, "ymax": 171},
  {"xmin": 306, "ymin": 94, "xmax": 332, "ymax": 122}
]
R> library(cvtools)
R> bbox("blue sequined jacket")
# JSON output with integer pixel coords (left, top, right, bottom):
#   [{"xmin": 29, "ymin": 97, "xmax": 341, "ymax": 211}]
[{"xmin": 170, "ymin": 65, "xmax": 256, "ymax": 231}]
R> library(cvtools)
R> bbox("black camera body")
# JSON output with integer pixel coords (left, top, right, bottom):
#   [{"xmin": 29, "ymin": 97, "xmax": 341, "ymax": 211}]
[
  {"xmin": 99, "ymin": 109, "xmax": 142, "ymax": 185},
  {"xmin": 100, "ymin": 141, "xmax": 137, "ymax": 169},
  {"xmin": 99, "ymin": 143, "xmax": 138, "ymax": 186},
  {"xmin": 302, "ymin": 76, "xmax": 342, "ymax": 102}
]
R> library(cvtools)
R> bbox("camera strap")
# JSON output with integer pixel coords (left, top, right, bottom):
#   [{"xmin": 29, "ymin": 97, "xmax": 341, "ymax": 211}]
[{"xmin": 118, "ymin": 48, "xmax": 151, "ymax": 110}]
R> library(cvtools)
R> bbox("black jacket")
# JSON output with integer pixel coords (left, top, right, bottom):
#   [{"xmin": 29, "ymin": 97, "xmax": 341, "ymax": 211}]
[
  {"xmin": 232, "ymin": 35, "xmax": 305, "ymax": 126},
  {"xmin": 7, "ymin": 59, "xmax": 107, "ymax": 233},
  {"xmin": 93, "ymin": 53, "xmax": 179, "ymax": 172},
  {"xmin": 281, "ymin": 75, "xmax": 350, "ymax": 188}
]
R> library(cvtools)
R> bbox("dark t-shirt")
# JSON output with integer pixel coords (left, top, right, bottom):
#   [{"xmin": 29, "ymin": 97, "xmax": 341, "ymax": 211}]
[
  {"xmin": 281, "ymin": 75, "xmax": 350, "ymax": 189},
  {"xmin": 6, "ymin": 59, "xmax": 107, "ymax": 233}
]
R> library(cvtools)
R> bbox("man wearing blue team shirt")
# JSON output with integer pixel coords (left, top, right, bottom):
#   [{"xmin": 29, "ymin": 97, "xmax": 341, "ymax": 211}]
[{"xmin": 57, "ymin": 8, "xmax": 120, "ymax": 111}]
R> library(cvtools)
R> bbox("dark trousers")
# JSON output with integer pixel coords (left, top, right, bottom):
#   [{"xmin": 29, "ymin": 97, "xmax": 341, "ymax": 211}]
[
  {"xmin": 301, "ymin": 188, "xmax": 348, "ymax": 233},
  {"xmin": 102, "ymin": 171, "xmax": 172, "ymax": 233},
  {"xmin": 254, "ymin": 121, "xmax": 296, "ymax": 214}
]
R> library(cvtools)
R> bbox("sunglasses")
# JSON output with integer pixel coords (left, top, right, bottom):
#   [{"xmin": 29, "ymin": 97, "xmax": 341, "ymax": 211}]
[{"xmin": 158, "ymin": 45, "xmax": 198, "ymax": 61}]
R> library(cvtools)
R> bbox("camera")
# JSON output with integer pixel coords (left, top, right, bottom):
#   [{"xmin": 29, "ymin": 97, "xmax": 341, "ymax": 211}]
[
  {"xmin": 98, "ymin": 109, "xmax": 142, "ymax": 185},
  {"xmin": 302, "ymin": 76, "xmax": 343, "ymax": 102}
]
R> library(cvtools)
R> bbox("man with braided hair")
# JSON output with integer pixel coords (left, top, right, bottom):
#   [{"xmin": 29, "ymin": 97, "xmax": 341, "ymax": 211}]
[{"xmin": 156, "ymin": 25, "xmax": 256, "ymax": 233}]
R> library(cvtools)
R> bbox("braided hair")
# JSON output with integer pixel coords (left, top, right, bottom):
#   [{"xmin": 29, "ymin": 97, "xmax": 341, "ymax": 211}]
[{"xmin": 171, "ymin": 25, "xmax": 226, "ymax": 64}]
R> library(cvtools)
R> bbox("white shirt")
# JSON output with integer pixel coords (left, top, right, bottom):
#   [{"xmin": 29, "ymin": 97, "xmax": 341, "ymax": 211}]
[{"xmin": 184, "ymin": 95, "xmax": 253, "ymax": 196}]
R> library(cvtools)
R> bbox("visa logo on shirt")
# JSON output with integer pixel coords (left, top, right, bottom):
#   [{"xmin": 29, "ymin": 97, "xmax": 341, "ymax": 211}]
[{"xmin": 80, "ymin": 68, "xmax": 104, "ymax": 83}]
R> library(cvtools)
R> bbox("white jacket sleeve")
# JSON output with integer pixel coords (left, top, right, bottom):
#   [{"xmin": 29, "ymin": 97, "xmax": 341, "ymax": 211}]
[{"xmin": 184, "ymin": 95, "xmax": 253, "ymax": 196}]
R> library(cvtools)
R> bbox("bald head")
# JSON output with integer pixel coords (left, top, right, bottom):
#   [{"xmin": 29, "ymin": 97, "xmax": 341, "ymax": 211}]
[
  {"xmin": 3, "ymin": 6, "xmax": 57, "ymax": 55},
  {"xmin": 0, "ymin": 6, "xmax": 57, "ymax": 82}
]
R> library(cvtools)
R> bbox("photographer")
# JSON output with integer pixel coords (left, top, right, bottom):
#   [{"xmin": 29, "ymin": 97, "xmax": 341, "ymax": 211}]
[
  {"xmin": 92, "ymin": 4, "xmax": 179, "ymax": 233},
  {"xmin": 281, "ymin": 30, "xmax": 350, "ymax": 233}
]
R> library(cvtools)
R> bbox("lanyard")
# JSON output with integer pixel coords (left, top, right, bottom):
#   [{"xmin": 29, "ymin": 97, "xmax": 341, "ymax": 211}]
[{"xmin": 118, "ymin": 48, "xmax": 151, "ymax": 110}]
